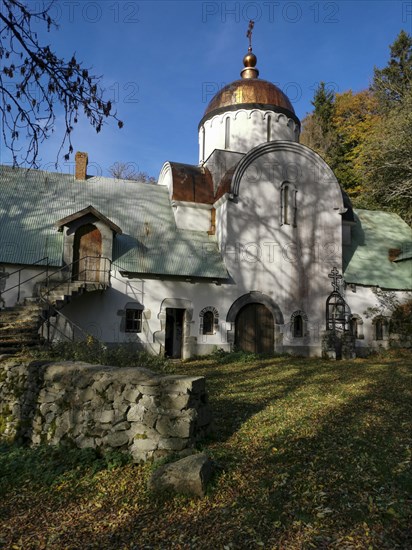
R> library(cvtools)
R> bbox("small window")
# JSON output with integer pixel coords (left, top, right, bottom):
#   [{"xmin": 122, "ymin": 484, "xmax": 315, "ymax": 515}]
[
  {"xmin": 267, "ymin": 115, "xmax": 272, "ymax": 142},
  {"xmin": 281, "ymin": 181, "xmax": 297, "ymax": 226},
  {"xmin": 375, "ymin": 319, "xmax": 384, "ymax": 341},
  {"xmin": 202, "ymin": 310, "xmax": 214, "ymax": 335},
  {"xmin": 350, "ymin": 317, "xmax": 358, "ymax": 338},
  {"xmin": 225, "ymin": 117, "xmax": 230, "ymax": 149},
  {"xmin": 125, "ymin": 309, "xmax": 142, "ymax": 333},
  {"xmin": 283, "ymin": 185, "xmax": 289, "ymax": 224},
  {"xmin": 293, "ymin": 314, "xmax": 303, "ymax": 338}
]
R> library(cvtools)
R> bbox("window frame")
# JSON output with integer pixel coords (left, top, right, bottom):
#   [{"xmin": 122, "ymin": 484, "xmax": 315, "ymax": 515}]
[
  {"xmin": 280, "ymin": 181, "xmax": 297, "ymax": 227},
  {"xmin": 125, "ymin": 308, "xmax": 142, "ymax": 333},
  {"xmin": 202, "ymin": 310, "xmax": 215, "ymax": 335}
]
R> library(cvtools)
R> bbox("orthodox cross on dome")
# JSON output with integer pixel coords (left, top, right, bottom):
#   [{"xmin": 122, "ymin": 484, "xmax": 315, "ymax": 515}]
[
  {"xmin": 246, "ymin": 20, "xmax": 254, "ymax": 51},
  {"xmin": 241, "ymin": 21, "xmax": 259, "ymax": 79},
  {"xmin": 328, "ymin": 266, "xmax": 343, "ymax": 292}
]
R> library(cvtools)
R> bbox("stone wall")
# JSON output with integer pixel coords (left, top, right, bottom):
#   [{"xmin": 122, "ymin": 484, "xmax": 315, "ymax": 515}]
[{"xmin": 0, "ymin": 360, "xmax": 212, "ymax": 462}]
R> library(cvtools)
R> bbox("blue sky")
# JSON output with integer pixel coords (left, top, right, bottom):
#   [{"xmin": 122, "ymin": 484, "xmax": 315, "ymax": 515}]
[{"xmin": 1, "ymin": 0, "xmax": 410, "ymax": 177}]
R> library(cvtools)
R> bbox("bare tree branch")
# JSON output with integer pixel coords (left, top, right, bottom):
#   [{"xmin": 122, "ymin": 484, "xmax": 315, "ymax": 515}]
[{"xmin": 0, "ymin": 0, "xmax": 123, "ymax": 168}]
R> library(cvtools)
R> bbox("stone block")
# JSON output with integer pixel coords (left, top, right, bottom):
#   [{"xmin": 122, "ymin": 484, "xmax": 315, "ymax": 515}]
[
  {"xmin": 159, "ymin": 393, "xmax": 191, "ymax": 411},
  {"xmin": 79, "ymin": 386, "xmax": 95, "ymax": 402},
  {"xmin": 127, "ymin": 422, "xmax": 158, "ymax": 441},
  {"xmin": 106, "ymin": 431, "xmax": 129, "ymax": 448},
  {"xmin": 123, "ymin": 388, "xmax": 142, "ymax": 403},
  {"xmin": 161, "ymin": 376, "xmax": 205, "ymax": 395},
  {"xmin": 157, "ymin": 437, "xmax": 189, "ymax": 451},
  {"xmin": 148, "ymin": 453, "xmax": 213, "ymax": 498},
  {"xmin": 98, "ymin": 409, "xmax": 115, "ymax": 424},
  {"xmin": 136, "ymin": 384, "xmax": 161, "ymax": 396},
  {"xmin": 130, "ymin": 437, "xmax": 159, "ymax": 453},
  {"xmin": 113, "ymin": 421, "xmax": 130, "ymax": 432},
  {"xmin": 142, "ymin": 409, "xmax": 158, "ymax": 429},
  {"xmin": 126, "ymin": 404, "xmax": 145, "ymax": 422},
  {"xmin": 156, "ymin": 410, "xmax": 196, "ymax": 438},
  {"xmin": 75, "ymin": 435, "xmax": 95, "ymax": 449},
  {"xmin": 39, "ymin": 390, "xmax": 62, "ymax": 403}
]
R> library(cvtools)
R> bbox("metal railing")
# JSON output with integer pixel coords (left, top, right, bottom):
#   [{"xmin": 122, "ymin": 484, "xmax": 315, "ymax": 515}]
[
  {"xmin": 1, "ymin": 256, "xmax": 111, "ymax": 344},
  {"xmin": 0, "ymin": 256, "xmax": 49, "ymax": 303}
]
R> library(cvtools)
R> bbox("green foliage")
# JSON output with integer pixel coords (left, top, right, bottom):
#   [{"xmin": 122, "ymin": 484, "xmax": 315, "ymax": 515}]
[
  {"xmin": 209, "ymin": 348, "xmax": 272, "ymax": 364},
  {"xmin": 312, "ymin": 81, "xmax": 335, "ymax": 135},
  {"xmin": 30, "ymin": 338, "xmax": 170, "ymax": 372},
  {"xmin": 390, "ymin": 299, "xmax": 412, "ymax": 345}
]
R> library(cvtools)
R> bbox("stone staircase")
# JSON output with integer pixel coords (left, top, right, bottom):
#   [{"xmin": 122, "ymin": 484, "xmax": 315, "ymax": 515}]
[
  {"xmin": 0, "ymin": 301, "xmax": 45, "ymax": 355},
  {"xmin": 39, "ymin": 281, "xmax": 96, "ymax": 309},
  {"xmin": 0, "ymin": 280, "xmax": 107, "ymax": 355}
]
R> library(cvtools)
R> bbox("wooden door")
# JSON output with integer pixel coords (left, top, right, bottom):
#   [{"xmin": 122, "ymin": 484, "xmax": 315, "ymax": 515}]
[
  {"xmin": 73, "ymin": 224, "xmax": 102, "ymax": 281},
  {"xmin": 235, "ymin": 303, "xmax": 274, "ymax": 354}
]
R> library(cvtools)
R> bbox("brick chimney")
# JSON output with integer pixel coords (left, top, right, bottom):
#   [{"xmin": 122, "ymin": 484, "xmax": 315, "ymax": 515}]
[{"xmin": 75, "ymin": 151, "xmax": 88, "ymax": 180}]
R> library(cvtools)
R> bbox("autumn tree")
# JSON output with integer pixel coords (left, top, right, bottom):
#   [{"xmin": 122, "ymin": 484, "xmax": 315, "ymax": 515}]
[
  {"xmin": 109, "ymin": 162, "xmax": 156, "ymax": 183},
  {"xmin": 331, "ymin": 90, "xmax": 380, "ymax": 198},
  {"xmin": 360, "ymin": 88, "xmax": 412, "ymax": 223},
  {"xmin": 359, "ymin": 31, "xmax": 412, "ymax": 223},
  {"xmin": 0, "ymin": 0, "xmax": 123, "ymax": 168}
]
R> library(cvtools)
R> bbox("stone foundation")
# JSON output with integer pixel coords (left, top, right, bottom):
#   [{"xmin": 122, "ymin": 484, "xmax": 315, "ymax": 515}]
[{"xmin": 0, "ymin": 360, "xmax": 212, "ymax": 462}]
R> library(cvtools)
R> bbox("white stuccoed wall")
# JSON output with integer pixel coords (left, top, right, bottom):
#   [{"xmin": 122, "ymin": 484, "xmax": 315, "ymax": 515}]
[{"xmin": 199, "ymin": 109, "xmax": 299, "ymax": 163}]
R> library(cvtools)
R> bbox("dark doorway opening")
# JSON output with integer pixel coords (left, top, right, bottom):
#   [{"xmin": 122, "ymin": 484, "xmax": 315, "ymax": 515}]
[
  {"xmin": 165, "ymin": 308, "xmax": 185, "ymax": 358},
  {"xmin": 72, "ymin": 224, "xmax": 102, "ymax": 281},
  {"xmin": 235, "ymin": 303, "xmax": 274, "ymax": 354}
]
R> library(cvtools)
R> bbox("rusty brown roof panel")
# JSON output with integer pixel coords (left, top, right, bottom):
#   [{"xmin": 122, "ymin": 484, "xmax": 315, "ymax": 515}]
[
  {"xmin": 170, "ymin": 163, "xmax": 214, "ymax": 204},
  {"xmin": 215, "ymin": 167, "xmax": 235, "ymax": 202}
]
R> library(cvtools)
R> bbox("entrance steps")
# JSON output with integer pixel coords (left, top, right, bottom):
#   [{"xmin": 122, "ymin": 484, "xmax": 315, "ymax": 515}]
[
  {"xmin": 38, "ymin": 281, "xmax": 101, "ymax": 309},
  {"xmin": 0, "ymin": 301, "xmax": 45, "ymax": 355}
]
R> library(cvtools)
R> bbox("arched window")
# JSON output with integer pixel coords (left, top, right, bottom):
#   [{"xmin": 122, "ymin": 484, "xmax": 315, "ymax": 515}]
[
  {"xmin": 350, "ymin": 317, "xmax": 358, "ymax": 338},
  {"xmin": 281, "ymin": 181, "xmax": 297, "ymax": 226},
  {"xmin": 293, "ymin": 314, "xmax": 303, "ymax": 338},
  {"xmin": 225, "ymin": 117, "xmax": 230, "ymax": 149},
  {"xmin": 373, "ymin": 316, "xmax": 388, "ymax": 341},
  {"xmin": 350, "ymin": 314, "xmax": 364, "ymax": 339},
  {"xmin": 267, "ymin": 115, "xmax": 272, "ymax": 142},
  {"xmin": 375, "ymin": 319, "xmax": 384, "ymax": 340},
  {"xmin": 290, "ymin": 310, "xmax": 308, "ymax": 339},
  {"xmin": 199, "ymin": 306, "xmax": 219, "ymax": 336},
  {"xmin": 202, "ymin": 311, "xmax": 214, "ymax": 335}
]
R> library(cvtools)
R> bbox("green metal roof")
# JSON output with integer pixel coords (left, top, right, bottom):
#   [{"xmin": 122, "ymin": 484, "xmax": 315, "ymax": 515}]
[
  {"xmin": 0, "ymin": 165, "xmax": 228, "ymax": 279},
  {"xmin": 343, "ymin": 209, "xmax": 412, "ymax": 290}
]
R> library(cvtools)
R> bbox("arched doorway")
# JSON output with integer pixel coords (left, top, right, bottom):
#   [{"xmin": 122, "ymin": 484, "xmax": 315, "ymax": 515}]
[
  {"xmin": 235, "ymin": 303, "xmax": 274, "ymax": 353},
  {"xmin": 72, "ymin": 224, "xmax": 102, "ymax": 281}
]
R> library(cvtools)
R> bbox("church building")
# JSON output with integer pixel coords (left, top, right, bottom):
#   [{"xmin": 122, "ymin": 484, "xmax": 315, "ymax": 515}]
[{"xmin": 0, "ymin": 34, "xmax": 411, "ymax": 359}]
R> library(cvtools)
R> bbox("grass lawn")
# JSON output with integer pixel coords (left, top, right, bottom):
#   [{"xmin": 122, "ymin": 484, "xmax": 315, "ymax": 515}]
[{"xmin": 0, "ymin": 350, "xmax": 411, "ymax": 549}]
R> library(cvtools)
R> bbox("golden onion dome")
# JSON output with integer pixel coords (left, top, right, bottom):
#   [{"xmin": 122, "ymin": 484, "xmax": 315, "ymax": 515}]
[
  {"xmin": 203, "ymin": 79, "xmax": 296, "ymax": 118},
  {"xmin": 202, "ymin": 41, "xmax": 297, "ymax": 122}
]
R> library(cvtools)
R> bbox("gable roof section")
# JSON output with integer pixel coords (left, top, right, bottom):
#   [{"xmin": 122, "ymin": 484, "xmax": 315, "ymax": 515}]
[
  {"xmin": 0, "ymin": 165, "xmax": 227, "ymax": 279},
  {"xmin": 56, "ymin": 205, "xmax": 122, "ymax": 234},
  {"xmin": 343, "ymin": 209, "xmax": 412, "ymax": 290}
]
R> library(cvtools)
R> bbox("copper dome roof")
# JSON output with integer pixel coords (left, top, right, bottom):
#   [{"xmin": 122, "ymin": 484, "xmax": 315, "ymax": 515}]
[{"xmin": 203, "ymin": 78, "xmax": 296, "ymax": 118}]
